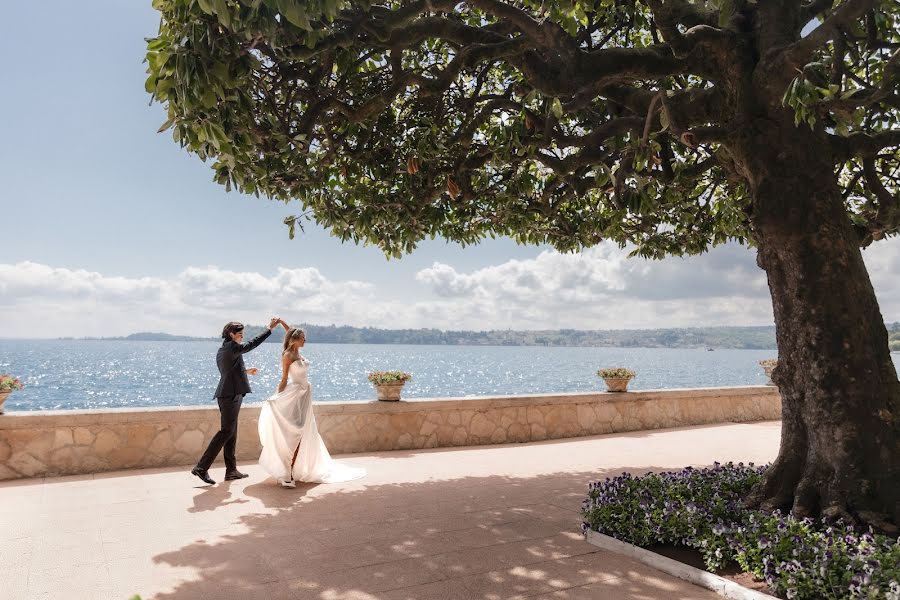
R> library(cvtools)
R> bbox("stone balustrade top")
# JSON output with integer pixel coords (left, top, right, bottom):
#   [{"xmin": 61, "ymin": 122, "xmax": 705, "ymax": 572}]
[
  {"xmin": 0, "ymin": 386, "xmax": 780, "ymax": 481},
  {"xmin": 0, "ymin": 386, "xmax": 771, "ymax": 428}
]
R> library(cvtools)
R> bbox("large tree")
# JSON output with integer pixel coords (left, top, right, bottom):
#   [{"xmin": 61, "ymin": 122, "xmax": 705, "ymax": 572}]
[{"xmin": 146, "ymin": 0, "xmax": 900, "ymax": 529}]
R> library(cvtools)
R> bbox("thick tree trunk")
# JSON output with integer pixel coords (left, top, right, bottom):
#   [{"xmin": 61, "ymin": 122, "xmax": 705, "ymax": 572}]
[{"xmin": 737, "ymin": 120, "xmax": 900, "ymax": 531}]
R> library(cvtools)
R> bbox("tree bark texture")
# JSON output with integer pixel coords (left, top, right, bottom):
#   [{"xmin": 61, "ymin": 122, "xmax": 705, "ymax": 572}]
[{"xmin": 734, "ymin": 115, "xmax": 900, "ymax": 531}]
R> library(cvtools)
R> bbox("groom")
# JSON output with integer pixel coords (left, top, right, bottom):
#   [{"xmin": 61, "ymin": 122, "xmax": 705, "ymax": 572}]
[{"xmin": 191, "ymin": 317, "xmax": 279, "ymax": 485}]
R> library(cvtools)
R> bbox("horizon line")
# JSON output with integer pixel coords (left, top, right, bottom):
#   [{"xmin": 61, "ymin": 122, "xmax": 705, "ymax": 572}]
[{"xmin": 2, "ymin": 322, "xmax": 785, "ymax": 341}]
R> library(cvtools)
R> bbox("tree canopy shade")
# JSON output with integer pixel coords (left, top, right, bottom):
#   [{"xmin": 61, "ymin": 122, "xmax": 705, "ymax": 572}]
[
  {"xmin": 146, "ymin": 0, "xmax": 899, "ymax": 258},
  {"xmin": 147, "ymin": 0, "xmax": 900, "ymax": 530}
]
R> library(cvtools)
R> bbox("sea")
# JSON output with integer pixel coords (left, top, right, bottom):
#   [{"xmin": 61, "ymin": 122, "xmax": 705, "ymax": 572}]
[{"xmin": 1, "ymin": 340, "xmax": 898, "ymax": 411}]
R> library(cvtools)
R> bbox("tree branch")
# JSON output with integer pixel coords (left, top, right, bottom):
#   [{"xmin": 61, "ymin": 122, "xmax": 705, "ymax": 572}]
[
  {"xmin": 860, "ymin": 156, "xmax": 900, "ymax": 246},
  {"xmin": 679, "ymin": 154, "xmax": 719, "ymax": 180},
  {"xmin": 335, "ymin": 71, "xmax": 421, "ymax": 123},
  {"xmin": 642, "ymin": 0, "xmax": 718, "ymax": 30},
  {"xmin": 552, "ymin": 117, "xmax": 645, "ymax": 150},
  {"xmin": 835, "ymin": 130, "xmax": 900, "ymax": 160},
  {"xmin": 781, "ymin": 0, "xmax": 876, "ymax": 70},
  {"xmin": 466, "ymin": 0, "xmax": 577, "ymax": 52},
  {"xmin": 801, "ymin": 0, "xmax": 836, "ymax": 23},
  {"xmin": 420, "ymin": 37, "xmax": 530, "ymax": 96},
  {"xmin": 642, "ymin": 92, "xmax": 664, "ymax": 146},
  {"xmin": 574, "ymin": 45, "xmax": 686, "ymax": 91},
  {"xmin": 643, "ymin": 0, "xmax": 726, "ymax": 59},
  {"xmin": 680, "ymin": 126, "xmax": 728, "ymax": 148}
]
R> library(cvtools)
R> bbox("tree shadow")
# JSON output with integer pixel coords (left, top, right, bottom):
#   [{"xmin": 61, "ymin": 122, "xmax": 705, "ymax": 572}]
[
  {"xmin": 346, "ymin": 422, "xmax": 778, "ymax": 462},
  {"xmin": 187, "ymin": 480, "xmax": 250, "ymax": 514},
  {"xmin": 242, "ymin": 479, "xmax": 317, "ymax": 510},
  {"xmin": 151, "ymin": 464, "xmax": 719, "ymax": 600}
]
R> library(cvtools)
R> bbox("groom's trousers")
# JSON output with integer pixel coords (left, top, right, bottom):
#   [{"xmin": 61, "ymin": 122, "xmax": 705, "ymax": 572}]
[{"xmin": 196, "ymin": 394, "xmax": 243, "ymax": 472}]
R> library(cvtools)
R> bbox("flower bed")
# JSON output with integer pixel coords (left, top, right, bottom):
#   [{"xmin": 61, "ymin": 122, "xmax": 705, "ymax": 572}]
[{"xmin": 581, "ymin": 463, "xmax": 899, "ymax": 599}]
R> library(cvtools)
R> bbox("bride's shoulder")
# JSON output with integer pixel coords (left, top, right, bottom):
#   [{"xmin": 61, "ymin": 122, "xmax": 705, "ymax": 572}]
[{"xmin": 282, "ymin": 351, "xmax": 307, "ymax": 364}]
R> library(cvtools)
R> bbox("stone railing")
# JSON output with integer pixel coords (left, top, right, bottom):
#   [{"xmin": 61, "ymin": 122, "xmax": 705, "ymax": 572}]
[{"xmin": 0, "ymin": 386, "xmax": 780, "ymax": 480}]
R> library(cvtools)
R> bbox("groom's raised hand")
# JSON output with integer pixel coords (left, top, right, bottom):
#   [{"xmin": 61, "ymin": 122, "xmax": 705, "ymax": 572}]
[{"xmin": 268, "ymin": 317, "xmax": 279, "ymax": 330}]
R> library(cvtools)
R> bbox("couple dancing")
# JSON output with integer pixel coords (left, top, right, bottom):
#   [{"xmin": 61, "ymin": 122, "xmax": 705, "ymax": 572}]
[{"xmin": 191, "ymin": 318, "xmax": 365, "ymax": 488}]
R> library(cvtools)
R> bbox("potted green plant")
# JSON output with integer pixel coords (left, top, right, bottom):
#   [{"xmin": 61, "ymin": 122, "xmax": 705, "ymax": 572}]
[
  {"xmin": 0, "ymin": 374, "xmax": 24, "ymax": 414},
  {"xmin": 596, "ymin": 368, "xmax": 635, "ymax": 392},
  {"xmin": 367, "ymin": 371, "xmax": 412, "ymax": 401},
  {"xmin": 758, "ymin": 359, "xmax": 778, "ymax": 386}
]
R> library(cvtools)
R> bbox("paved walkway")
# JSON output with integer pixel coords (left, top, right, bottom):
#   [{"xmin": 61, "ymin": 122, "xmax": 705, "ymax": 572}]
[{"xmin": 0, "ymin": 421, "xmax": 781, "ymax": 600}]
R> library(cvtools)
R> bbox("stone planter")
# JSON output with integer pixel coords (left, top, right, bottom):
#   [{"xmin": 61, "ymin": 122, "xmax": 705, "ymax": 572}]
[
  {"xmin": 374, "ymin": 382, "xmax": 405, "ymax": 401},
  {"xmin": 603, "ymin": 378, "xmax": 632, "ymax": 393},
  {"xmin": 758, "ymin": 361, "xmax": 777, "ymax": 386},
  {"xmin": 0, "ymin": 392, "xmax": 9, "ymax": 414}
]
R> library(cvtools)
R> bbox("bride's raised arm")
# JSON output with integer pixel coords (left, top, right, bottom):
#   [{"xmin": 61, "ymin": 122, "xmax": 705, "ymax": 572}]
[{"xmin": 277, "ymin": 318, "xmax": 291, "ymax": 332}]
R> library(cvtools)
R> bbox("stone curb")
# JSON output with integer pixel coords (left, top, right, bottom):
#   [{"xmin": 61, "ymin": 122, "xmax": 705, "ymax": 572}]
[{"xmin": 584, "ymin": 530, "xmax": 778, "ymax": 600}]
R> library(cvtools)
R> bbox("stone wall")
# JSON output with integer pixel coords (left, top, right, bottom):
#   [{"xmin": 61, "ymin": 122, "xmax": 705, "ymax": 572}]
[{"xmin": 0, "ymin": 387, "xmax": 780, "ymax": 480}]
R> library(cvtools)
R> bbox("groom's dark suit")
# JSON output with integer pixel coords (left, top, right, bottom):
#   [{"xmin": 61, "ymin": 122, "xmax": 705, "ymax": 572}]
[{"xmin": 196, "ymin": 329, "xmax": 272, "ymax": 473}]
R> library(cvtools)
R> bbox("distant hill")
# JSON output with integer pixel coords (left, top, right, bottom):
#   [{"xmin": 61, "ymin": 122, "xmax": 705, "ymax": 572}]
[
  {"xmin": 122, "ymin": 332, "xmax": 213, "ymax": 342},
  {"xmin": 282, "ymin": 324, "xmax": 780, "ymax": 349},
  {"xmin": 92, "ymin": 324, "xmax": 780, "ymax": 349},
  {"xmin": 72, "ymin": 321, "xmax": 900, "ymax": 351}
]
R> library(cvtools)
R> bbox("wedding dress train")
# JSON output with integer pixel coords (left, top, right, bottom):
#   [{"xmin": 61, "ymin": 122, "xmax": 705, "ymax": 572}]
[{"xmin": 258, "ymin": 356, "xmax": 365, "ymax": 484}]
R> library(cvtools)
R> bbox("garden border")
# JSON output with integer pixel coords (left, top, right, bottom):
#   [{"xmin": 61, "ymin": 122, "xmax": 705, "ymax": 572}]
[{"xmin": 584, "ymin": 529, "xmax": 778, "ymax": 600}]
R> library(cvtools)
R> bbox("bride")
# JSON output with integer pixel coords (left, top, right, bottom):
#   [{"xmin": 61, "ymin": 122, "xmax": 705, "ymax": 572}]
[{"xmin": 258, "ymin": 320, "xmax": 366, "ymax": 488}]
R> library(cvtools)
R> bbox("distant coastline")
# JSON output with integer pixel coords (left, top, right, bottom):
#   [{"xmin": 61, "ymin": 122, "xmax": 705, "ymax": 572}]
[
  {"xmin": 65, "ymin": 324, "xmax": 781, "ymax": 349},
  {"xmin": 56, "ymin": 321, "xmax": 900, "ymax": 351}
]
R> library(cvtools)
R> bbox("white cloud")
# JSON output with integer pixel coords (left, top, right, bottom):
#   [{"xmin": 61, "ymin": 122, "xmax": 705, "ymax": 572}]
[
  {"xmin": 861, "ymin": 241, "xmax": 900, "ymax": 321},
  {"xmin": 0, "ymin": 263, "xmax": 377, "ymax": 338},
  {"xmin": 412, "ymin": 242, "xmax": 770, "ymax": 329},
  {"xmin": 2, "ymin": 237, "xmax": 899, "ymax": 338},
  {"xmin": 412, "ymin": 239, "xmax": 900, "ymax": 330}
]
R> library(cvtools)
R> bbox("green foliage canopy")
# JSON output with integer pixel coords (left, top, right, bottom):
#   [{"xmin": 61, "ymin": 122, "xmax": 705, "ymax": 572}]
[{"xmin": 146, "ymin": 0, "xmax": 900, "ymax": 258}]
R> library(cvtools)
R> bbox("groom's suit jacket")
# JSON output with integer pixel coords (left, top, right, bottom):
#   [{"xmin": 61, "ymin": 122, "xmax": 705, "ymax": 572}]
[{"xmin": 214, "ymin": 329, "xmax": 272, "ymax": 398}]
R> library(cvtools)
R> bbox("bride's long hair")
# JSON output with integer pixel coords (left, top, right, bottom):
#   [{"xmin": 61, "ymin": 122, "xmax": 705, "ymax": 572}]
[{"xmin": 282, "ymin": 327, "xmax": 305, "ymax": 352}]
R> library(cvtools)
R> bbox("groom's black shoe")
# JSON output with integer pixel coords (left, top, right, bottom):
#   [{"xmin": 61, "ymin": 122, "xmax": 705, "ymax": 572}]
[
  {"xmin": 224, "ymin": 470, "xmax": 249, "ymax": 481},
  {"xmin": 191, "ymin": 466, "xmax": 215, "ymax": 485}
]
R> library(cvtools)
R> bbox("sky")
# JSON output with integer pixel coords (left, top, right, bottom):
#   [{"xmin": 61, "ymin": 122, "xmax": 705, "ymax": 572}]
[{"xmin": 1, "ymin": 2, "xmax": 898, "ymax": 339}]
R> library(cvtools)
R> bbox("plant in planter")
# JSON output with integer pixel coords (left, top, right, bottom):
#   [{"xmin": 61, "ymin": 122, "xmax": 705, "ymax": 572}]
[
  {"xmin": 0, "ymin": 374, "xmax": 24, "ymax": 414},
  {"xmin": 367, "ymin": 371, "xmax": 412, "ymax": 401},
  {"xmin": 759, "ymin": 359, "xmax": 778, "ymax": 386},
  {"xmin": 596, "ymin": 368, "xmax": 635, "ymax": 392}
]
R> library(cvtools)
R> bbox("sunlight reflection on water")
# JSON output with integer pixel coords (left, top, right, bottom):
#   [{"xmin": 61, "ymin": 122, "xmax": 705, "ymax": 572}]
[{"xmin": 2, "ymin": 340, "xmax": 898, "ymax": 411}]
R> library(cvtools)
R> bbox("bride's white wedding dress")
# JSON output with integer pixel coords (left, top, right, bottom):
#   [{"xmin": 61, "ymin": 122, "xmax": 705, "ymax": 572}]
[{"xmin": 258, "ymin": 356, "xmax": 365, "ymax": 484}]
